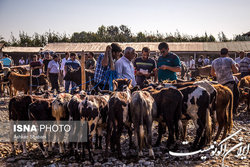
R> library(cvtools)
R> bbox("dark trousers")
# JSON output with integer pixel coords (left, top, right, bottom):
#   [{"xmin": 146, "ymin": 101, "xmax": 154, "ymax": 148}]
[
  {"xmin": 49, "ymin": 73, "xmax": 59, "ymax": 92},
  {"xmin": 223, "ymin": 81, "xmax": 239, "ymax": 114}
]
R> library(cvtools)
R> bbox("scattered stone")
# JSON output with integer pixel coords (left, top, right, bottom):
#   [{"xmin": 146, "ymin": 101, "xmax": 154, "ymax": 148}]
[
  {"xmin": 83, "ymin": 161, "xmax": 92, "ymax": 166},
  {"xmin": 143, "ymin": 161, "xmax": 151, "ymax": 166},
  {"xmin": 138, "ymin": 159, "xmax": 145, "ymax": 164},
  {"xmin": 94, "ymin": 162, "xmax": 101, "ymax": 166},
  {"xmin": 17, "ymin": 160, "xmax": 28, "ymax": 165},
  {"xmin": 103, "ymin": 162, "xmax": 113, "ymax": 166},
  {"xmin": 6, "ymin": 157, "xmax": 15, "ymax": 163}
]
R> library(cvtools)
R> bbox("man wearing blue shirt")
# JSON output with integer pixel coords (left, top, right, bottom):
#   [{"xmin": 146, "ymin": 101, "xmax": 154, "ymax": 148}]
[
  {"xmin": 157, "ymin": 42, "xmax": 181, "ymax": 81},
  {"xmin": 64, "ymin": 53, "xmax": 81, "ymax": 93},
  {"xmin": 1, "ymin": 54, "xmax": 12, "ymax": 67}
]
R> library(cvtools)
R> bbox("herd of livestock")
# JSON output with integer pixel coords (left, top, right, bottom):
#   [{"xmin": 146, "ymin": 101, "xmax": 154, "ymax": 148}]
[{"xmin": 2, "ymin": 65, "xmax": 250, "ymax": 164}]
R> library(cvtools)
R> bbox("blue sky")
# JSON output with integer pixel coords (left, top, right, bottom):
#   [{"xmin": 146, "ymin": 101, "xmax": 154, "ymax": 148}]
[{"xmin": 0, "ymin": 0, "xmax": 249, "ymax": 41}]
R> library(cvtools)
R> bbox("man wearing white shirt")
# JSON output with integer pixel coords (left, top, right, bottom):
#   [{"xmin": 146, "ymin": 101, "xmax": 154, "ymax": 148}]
[
  {"xmin": 19, "ymin": 57, "xmax": 25, "ymax": 65},
  {"xmin": 47, "ymin": 54, "xmax": 60, "ymax": 93},
  {"xmin": 189, "ymin": 56, "xmax": 195, "ymax": 69},
  {"xmin": 115, "ymin": 47, "xmax": 136, "ymax": 87}
]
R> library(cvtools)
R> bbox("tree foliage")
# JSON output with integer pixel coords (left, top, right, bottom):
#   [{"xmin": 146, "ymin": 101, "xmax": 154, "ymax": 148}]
[{"xmin": 0, "ymin": 25, "xmax": 248, "ymax": 47}]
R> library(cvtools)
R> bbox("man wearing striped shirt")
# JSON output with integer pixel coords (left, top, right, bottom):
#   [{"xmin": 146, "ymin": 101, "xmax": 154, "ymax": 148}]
[
  {"xmin": 134, "ymin": 47, "xmax": 157, "ymax": 87},
  {"xmin": 239, "ymin": 52, "xmax": 250, "ymax": 78}
]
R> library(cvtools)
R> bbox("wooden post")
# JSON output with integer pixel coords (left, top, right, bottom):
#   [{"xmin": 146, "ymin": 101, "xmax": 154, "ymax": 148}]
[
  {"xmin": 29, "ymin": 54, "xmax": 32, "ymax": 95},
  {"xmin": 81, "ymin": 50, "xmax": 86, "ymax": 90}
]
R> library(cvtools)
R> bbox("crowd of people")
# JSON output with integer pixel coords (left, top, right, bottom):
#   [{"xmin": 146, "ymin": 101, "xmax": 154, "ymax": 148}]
[{"xmin": 0, "ymin": 42, "xmax": 249, "ymax": 96}]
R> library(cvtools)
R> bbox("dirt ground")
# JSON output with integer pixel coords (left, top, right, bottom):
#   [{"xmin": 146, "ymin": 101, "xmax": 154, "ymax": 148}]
[{"xmin": 0, "ymin": 95, "xmax": 249, "ymax": 167}]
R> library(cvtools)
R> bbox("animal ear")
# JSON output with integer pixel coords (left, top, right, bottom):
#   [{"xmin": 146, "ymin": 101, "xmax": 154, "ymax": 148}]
[
  {"xmin": 113, "ymin": 80, "xmax": 118, "ymax": 86},
  {"xmin": 113, "ymin": 80, "xmax": 118, "ymax": 91},
  {"xmin": 127, "ymin": 79, "xmax": 132, "ymax": 88}
]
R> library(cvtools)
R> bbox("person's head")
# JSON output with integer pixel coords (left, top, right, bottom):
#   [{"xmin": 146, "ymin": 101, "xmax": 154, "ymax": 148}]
[
  {"xmin": 124, "ymin": 47, "xmax": 135, "ymax": 61},
  {"xmin": 53, "ymin": 54, "xmax": 59, "ymax": 62},
  {"xmin": 190, "ymin": 56, "xmax": 193, "ymax": 60},
  {"xmin": 21, "ymin": 57, "xmax": 24, "ymax": 60},
  {"xmin": 37, "ymin": 54, "xmax": 41, "ymax": 59},
  {"xmin": 3, "ymin": 54, "xmax": 8, "ymax": 58},
  {"xmin": 70, "ymin": 53, "xmax": 76, "ymax": 60},
  {"xmin": 158, "ymin": 42, "xmax": 169, "ymax": 56},
  {"xmin": 65, "ymin": 52, "xmax": 70, "ymax": 59},
  {"xmin": 111, "ymin": 43, "xmax": 122, "ymax": 59},
  {"xmin": 88, "ymin": 52, "xmax": 94, "ymax": 59},
  {"xmin": 45, "ymin": 52, "xmax": 50, "ymax": 59},
  {"xmin": 247, "ymin": 52, "xmax": 250, "ymax": 58},
  {"xmin": 32, "ymin": 54, "xmax": 37, "ymax": 61},
  {"xmin": 199, "ymin": 55, "xmax": 204, "ymax": 59},
  {"xmin": 220, "ymin": 48, "xmax": 229, "ymax": 56},
  {"xmin": 142, "ymin": 47, "xmax": 150, "ymax": 60},
  {"xmin": 239, "ymin": 51, "xmax": 245, "ymax": 59}
]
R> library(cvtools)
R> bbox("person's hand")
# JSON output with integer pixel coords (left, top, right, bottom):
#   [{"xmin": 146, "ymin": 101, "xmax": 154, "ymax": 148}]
[
  {"xmin": 106, "ymin": 45, "xmax": 112, "ymax": 53},
  {"xmin": 136, "ymin": 71, "xmax": 143, "ymax": 76},
  {"xmin": 144, "ymin": 73, "xmax": 150, "ymax": 78},
  {"xmin": 159, "ymin": 65, "xmax": 168, "ymax": 70}
]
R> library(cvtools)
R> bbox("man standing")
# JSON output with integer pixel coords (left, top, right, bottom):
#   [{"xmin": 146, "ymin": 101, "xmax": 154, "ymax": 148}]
[
  {"xmin": 19, "ymin": 57, "xmax": 25, "ymax": 65},
  {"xmin": 47, "ymin": 54, "xmax": 60, "ymax": 93},
  {"xmin": 0, "ymin": 54, "xmax": 12, "ymax": 67},
  {"xmin": 235, "ymin": 51, "xmax": 245, "ymax": 68},
  {"xmin": 94, "ymin": 43, "xmax": 122, "ymax": 90},
  {"xmin": 239, "ymin": 52, "xmax": 250, "ymax": 78},
  {"xmin": 189, "ymin": 56, "xmax": 195, "ymax": 69},
  {"xmin": 64, "ymin": 53, "xmax": 81, "ymax": 93},
  {"xmin": 43, "ymin": 52, "xmax": 52, "ymax": 75},
  {"xmin": 197, "ymin": 55, "xmax": 204, "ymax": 67},
  {"xmin": 30, "ymin": 55, "xmax": 42, "ymax": 76},
  {"xmin": 61, "ymin": 52, "xmax": 70, "ymax": 87},
  {"xmin": 211, "ymin": 48, "xmax": 239, "ymax": 113},
  {"xmin": 157, "ymin": 42, "xmax": 181, "ymax": 82},
  {"xmin": 115, "ymin": 47, "xmax": 136, "ymax": 87},
  {"xmin": 134, "ymin": 47, "xmax": 156, "ymax": 87},
  {"xmin": 85, "ymin": 52, "xmax": 96, "ymax": 69},
  {"xmin": 204, "ymin": 56, "xmax": 210, "ymax": 65}
]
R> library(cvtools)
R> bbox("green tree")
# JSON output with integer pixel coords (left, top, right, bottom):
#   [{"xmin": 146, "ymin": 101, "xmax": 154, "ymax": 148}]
[{"xmin": 218, "ymin": 31, "xmax": 228, "ymax": 42}]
